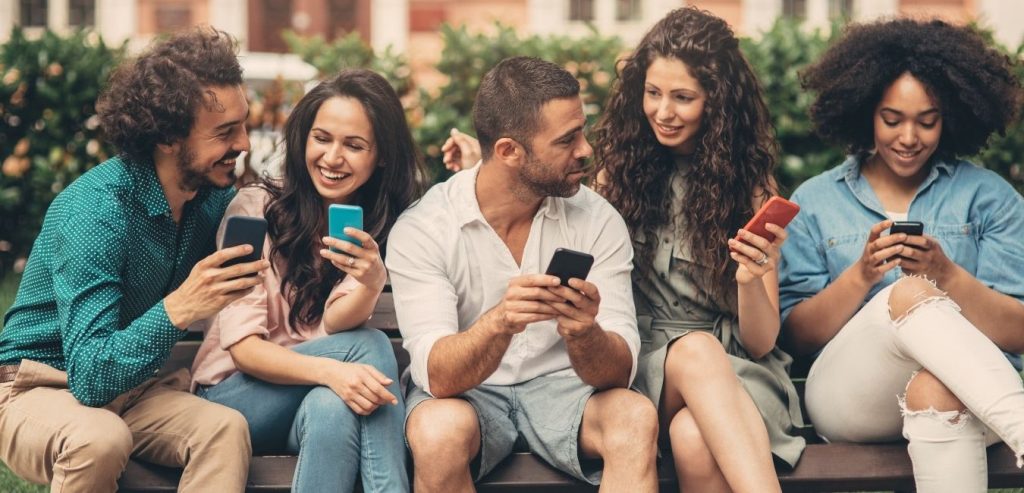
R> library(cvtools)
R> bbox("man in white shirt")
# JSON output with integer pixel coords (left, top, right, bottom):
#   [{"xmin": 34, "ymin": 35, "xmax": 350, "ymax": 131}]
[{"xmin": 386, "ymin": 56, "xmax": 658, "ymax": 492}]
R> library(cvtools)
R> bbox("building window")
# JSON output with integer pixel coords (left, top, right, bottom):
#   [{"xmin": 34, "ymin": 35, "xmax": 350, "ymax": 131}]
[
  {"xmin": 155, "ymin": 3, "xmax": 192, "ymax": 32},
  {"xmin": 616, "ymin": 0, "xmax": 642, "ymax": 21},
  {"xmin": 69, "ymin": 0, "xmax": 97, "ymax": 27},
  {"xmin": 568, "ymin": 0, "xmax": 595, "ymax": 22},
  {"xmin": 19, "ymin": 0, "xmax": 48, "ymax": 27},
  {"xmin": 828, "ymin": 0, "xmax": 853, "ymax": 18},
  {"xmin": 781, "ymin": 0, "xmax": 806, "ymax": 19}
]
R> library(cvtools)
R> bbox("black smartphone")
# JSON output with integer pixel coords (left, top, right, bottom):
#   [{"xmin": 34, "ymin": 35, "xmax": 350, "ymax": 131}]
[
  {"xmin": 220, "ymin": 216, "xmax": 267, "ymax": 275},
  {"xmin": 544, "ymin": 248, "xmax": 594, "ymax": 287},
  {"xmin": 890, "ymin": 221, "xmax": 924, "ymax": 236}
]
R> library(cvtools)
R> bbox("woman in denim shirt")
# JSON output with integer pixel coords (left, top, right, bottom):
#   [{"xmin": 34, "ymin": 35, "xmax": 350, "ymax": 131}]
[{"xmin": 779, "ymin": 19, "xmax": 1024, "ymax": 492}]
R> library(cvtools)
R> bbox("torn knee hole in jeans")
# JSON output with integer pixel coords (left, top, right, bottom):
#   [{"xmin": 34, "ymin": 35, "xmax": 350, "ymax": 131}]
[
  {"xmin": 889, "ymin": 276, "xmax": 961, "ymax": 328},
  {"xmin": 898, "ymin": 370, "xmax": 971, "ymax": 430},
  {"xmin": 898, "ymin": 393, "xmax": 972, "ymax": 429}
]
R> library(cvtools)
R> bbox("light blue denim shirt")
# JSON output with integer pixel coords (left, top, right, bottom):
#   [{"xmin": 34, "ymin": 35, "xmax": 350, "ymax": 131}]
[{"xmin": 779, "ymin": 155, "xmax": 1024, "ymax": 367}]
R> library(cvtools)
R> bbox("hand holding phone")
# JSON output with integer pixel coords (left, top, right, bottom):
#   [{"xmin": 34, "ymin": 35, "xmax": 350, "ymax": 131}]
[
  {"xmin": 544, "ymin": 248, "xmax": 594, "ymax": 287},
  {"xmin": 220, "ymin": 216, "xmax": 268, "ymax": 276},
  {"xmin": 328, "ymin": 204, "xmax": 364, "ymax": 253},
  {"xmin": 735, "ymin": 196, "xmax": 800, "ymax": 245}
]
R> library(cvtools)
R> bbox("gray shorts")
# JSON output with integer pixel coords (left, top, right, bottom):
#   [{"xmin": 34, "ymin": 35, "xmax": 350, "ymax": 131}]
[{"xmin": 405, "ymin": 374, "xmax": 600, "ymax": 484}]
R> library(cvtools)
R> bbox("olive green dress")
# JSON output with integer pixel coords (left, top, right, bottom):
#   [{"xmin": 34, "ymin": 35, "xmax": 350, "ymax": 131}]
[{"xmin": 632, "ymin": 161, "xmax": 806, "ymax": 467}]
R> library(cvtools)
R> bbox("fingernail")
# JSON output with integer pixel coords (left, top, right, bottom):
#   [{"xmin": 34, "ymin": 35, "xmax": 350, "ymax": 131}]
[{"xmin": 322, "ymin": 236, "xmax": 330, "ymax": 243}]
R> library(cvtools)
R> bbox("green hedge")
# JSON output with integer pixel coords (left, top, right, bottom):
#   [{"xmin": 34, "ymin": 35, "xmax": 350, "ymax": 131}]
[
  {"xmin": 3, "ymin": 21, "xmax": 1023, "ymax": 272},
  {"xmin": 0, "ymin": 28, "xmax": 123, "ymax": 272}
]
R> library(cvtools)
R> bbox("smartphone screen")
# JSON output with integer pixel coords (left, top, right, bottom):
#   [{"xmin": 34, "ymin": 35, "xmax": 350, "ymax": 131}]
[
  {"xmin": 328, "ymin": 204, "xmax": 364, "ymax": 253},
  {"xmin": 220, "ymin": 216, "xmax": 267, "ymax": 275},
  {"xmin": 544, "ymin": 248, "xmax": 594, "ymax": 287}
]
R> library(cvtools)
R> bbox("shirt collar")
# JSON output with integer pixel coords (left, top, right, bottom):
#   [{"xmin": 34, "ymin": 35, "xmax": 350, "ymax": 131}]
[
  {"xmin": 125, "ymin": 155, "xmax": 212, "ymax": 218},
  {"xmin": 450, "ymin": 165, "xmax": 566, "ymax": 228}
]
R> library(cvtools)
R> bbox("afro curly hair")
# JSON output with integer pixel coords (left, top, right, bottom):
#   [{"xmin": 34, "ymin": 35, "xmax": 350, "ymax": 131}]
[
  {"xmin": 96, "ymin": 26, "xmax": 243, "ymax": 164},
  {"xmin": 800, "ymin": 18, "xmax": 1022, "ymax": 159}
]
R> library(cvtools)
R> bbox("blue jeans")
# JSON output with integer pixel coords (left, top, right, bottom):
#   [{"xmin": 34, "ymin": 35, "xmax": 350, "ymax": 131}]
[{"xmin": 198, "ymin": 328, "xmax": 408, "ymax": 493}]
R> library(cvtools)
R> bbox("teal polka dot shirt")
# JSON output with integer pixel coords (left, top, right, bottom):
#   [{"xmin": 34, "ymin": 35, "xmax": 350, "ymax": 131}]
[{"xmin": 0, "ymin": 156, "xmax": 234, "ymax": 407}]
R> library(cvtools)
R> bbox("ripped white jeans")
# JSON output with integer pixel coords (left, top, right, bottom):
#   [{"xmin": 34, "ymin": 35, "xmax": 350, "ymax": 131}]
[{"xmin": 804, "ymin": 280, "xmax": 1024, "ymax": 493}]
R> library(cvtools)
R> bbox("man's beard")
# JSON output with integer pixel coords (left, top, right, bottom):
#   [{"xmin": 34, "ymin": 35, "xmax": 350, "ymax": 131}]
[
  {"xmin": 177, "ymin": 143, "xmax": 236, "ymax": 191},
  {"xmin": 516, "ymin": 152, "xmax": 584, "ymax": 199}
]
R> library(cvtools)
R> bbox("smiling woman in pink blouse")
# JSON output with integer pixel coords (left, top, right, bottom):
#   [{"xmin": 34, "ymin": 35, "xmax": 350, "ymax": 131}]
[{"xmin": 189, "ymin": 69, "xmax": 426, "ymax": 493}]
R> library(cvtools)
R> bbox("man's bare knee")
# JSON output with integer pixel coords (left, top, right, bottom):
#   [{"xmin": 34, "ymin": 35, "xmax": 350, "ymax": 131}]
[
  {"xmin": 586, "ymin": 389, "xmax": 657, "ymax": 458},
  {"xmin": 407, "ymin": 398, "xmax": 480, "ymax": 464},
  {"xmin": 904, "ymin": 370, "xmax": 965, "ymax": 413},
  {"xmin": 889, "ymin": 276, "xmax": 944, "ymax": 321}
]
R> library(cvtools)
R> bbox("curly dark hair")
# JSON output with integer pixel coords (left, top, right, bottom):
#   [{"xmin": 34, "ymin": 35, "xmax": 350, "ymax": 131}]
[
  {"xmin": 801, "ymin": 19, "xmax": 1022, "ymax": 158},
  {"xmin": 592, "ymin": 7, "xmax": 777, "ymax": 302},
  {"xmin": 96, "ymin": 26, "xmax": 243, "ymax": 163},
  {"xmin": 261, "ymin": 69, "xmax": 428, "ymax": 328}
]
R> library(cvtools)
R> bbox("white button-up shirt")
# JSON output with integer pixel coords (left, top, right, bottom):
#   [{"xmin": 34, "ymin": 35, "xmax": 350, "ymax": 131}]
[{"xmin": 386, "ymin": 166, "xmax": 639, "ymax": 395}]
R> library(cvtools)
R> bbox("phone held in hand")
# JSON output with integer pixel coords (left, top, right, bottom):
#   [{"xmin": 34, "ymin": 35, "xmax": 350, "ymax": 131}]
[
  {"xmin": 736, "ymin": 196, "xmax": 800, "ymax": 245},
  {"xmin": 220, "ymin": 216, "xmax": 268, "ymax": 276},
  {"xmin": 328, "ymin": 204, "xmax": 364, "ymax": 253},
  {"xmin": 544, "ymin": 248, "xmax": 595, "ymax": 287},
  {"xmin": 889, "ymin": 221, "xmax": 924, "ymax": 236}
]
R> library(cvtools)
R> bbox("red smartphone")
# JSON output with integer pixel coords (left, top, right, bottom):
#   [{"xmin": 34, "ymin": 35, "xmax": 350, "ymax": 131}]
[{"xmin": 736, "ymin": 196, "xmax": 800, "ymax": 244}]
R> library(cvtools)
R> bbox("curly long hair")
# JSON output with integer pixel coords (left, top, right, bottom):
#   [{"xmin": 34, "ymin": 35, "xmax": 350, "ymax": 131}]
[
  {"xmin": 801, "ymin": 19, "xmax": 1021, "ymax": 158},
  {"xmin": 261, "ymin": 69, "xmax": 427, "ymax": 328},
  {"xmin": 593, "ymin": 7, "xmax": 777, "ymax": 301},
  {"xmin": 97, "ymin": 27, "xmax": 242, "ymax": 163}
]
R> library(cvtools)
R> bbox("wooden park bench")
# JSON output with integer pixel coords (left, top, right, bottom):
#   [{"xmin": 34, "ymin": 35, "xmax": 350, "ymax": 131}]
[{"xmin": 118, "ymin": 293, "xmax": 1024, "ymax": 492}]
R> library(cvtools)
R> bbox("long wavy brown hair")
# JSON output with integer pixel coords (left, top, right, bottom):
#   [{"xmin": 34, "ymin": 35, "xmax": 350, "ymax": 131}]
[
  {"xmin": 593, "ymin": 7, "xmax": 778, "ymax": 302},
  {"xmin": 260, "ymin": 70, "xmax": 427, "ymax": 328}
]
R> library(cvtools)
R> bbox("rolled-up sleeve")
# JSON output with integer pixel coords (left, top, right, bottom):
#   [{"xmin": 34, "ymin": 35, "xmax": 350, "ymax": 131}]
[
  {"xmin": 778, "ymin": 197, "xmax": 830, "ymax": 325},
  {"xmin": 385, "ymin": 215, "xmax": 460, "ymax": 396},
  {"xmin": 974, "ymin": 178, "xmax": 1024, "ymax": 304},
  {"xmin": 586, "ymin": 207, "xmax": 640, "ymax": 385}
]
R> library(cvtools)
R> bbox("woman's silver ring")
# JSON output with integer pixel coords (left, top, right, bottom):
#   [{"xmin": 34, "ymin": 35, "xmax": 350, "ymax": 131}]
[
  {"xmin": 755, "ymin": 254, "xmax": 769, "ymax": 266},
  {"xmin": 347, "ymin": 257, "xmax": 357, "ymax": 267}
]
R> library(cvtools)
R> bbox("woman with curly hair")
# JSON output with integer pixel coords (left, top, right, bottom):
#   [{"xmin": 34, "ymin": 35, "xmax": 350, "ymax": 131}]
[
  {"xmin": 592, "ymin": 7, "xmax": 803, "ymax": 492},
  {"xmin": 780, "ymin": 19, "xmax": 1024, "ymax": 491},
  {"xmin": 440, "ymin": 9, "xmax": 804, "ymax": 490},
  {"xmin": 190, "ymin": 69, "xmax": 427, "ymax": 492}
]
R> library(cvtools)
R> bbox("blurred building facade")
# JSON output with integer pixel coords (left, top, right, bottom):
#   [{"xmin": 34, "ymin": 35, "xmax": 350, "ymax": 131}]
[{"xmin": 2, "ymin": 0, "xmax": 1022, "ymax": 83}]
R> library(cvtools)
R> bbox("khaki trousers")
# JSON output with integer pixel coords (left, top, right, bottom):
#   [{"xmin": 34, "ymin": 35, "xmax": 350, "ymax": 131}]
[{"xmin": 0, "ymin": 359, "xmax": 251, "ymax": 493}]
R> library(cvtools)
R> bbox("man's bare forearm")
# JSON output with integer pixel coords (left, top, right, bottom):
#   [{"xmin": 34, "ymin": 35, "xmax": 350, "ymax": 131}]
[
  {"xmin": 427, "ymin": 308, "xmax": 513, "ymax": 397},
  {"xmin": 565, "ymin": 326, "xmax": 632, "ymax": 389}
]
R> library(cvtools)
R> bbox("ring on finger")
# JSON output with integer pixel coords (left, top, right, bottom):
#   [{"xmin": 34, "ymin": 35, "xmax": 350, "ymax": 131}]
[
  {"xmin": 755, "ymin": 253, "xmax": 770, "ymax": 266},
  {"xmin": 347, "ymin": 256, "xmax": 357, "ymax": 267}
]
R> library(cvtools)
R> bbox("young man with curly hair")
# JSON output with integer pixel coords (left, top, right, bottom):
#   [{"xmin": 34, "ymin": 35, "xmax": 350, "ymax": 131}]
[
  {"xmin": 780, "ymin": 19, "xmax": 1024, "ymax": 492},
  {"xmin": 0, "ymin": 27, "xmax": 266, "ymax": 492}
]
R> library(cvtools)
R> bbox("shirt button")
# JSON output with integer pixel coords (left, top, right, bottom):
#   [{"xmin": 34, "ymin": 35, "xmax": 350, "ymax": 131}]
[
  {"xmin": 672, "ymin": 300, "xmax": 679, "ymax": 307},
  {"xmin": 660, "ymin": 273, "xmax": 667, "ymax": 280},
  {"xmin": 663, "ymin": 238, "xmax": 670, "ymax": 244}
]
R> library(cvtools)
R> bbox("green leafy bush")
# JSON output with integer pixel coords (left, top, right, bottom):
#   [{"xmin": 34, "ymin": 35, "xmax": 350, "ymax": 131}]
[
  {"xmin": 741, "ymin": 19, "xmax": 845, "ymax": 194},
  {"xmin": 283, "ymin": 30, "xmax": 413, "ymax": 97},
  {"xmin": 0, "ymin": 28, "xmax": 123, "ymax": 272},
  {"xmin": 412, "ymin": 23, "xmax": 625, "ymax": 179}
]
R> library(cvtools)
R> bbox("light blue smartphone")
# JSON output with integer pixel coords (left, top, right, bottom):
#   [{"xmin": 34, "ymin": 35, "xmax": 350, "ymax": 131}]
[{"xmin": 328, "ymin": 204, "xmax": 363, "ymax": 253}]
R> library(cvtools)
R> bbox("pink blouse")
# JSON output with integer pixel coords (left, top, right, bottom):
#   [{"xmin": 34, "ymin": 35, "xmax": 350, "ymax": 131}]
[{"xmin": 190, "ymin": 187, "xmax": 369, "ymax": 390}]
